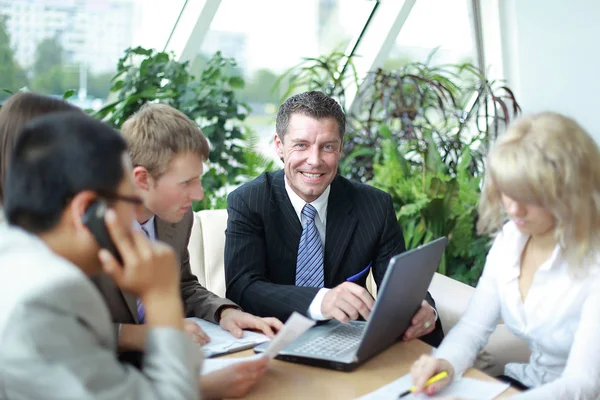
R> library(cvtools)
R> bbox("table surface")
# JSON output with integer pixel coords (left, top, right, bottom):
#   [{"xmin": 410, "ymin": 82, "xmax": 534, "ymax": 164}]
[{"xmin": 223, "ymin": 340, "xmax": 520, "ymax": 399}]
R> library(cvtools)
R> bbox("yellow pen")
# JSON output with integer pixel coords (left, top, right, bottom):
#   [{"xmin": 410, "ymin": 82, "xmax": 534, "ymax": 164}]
[{"xmin": 397, "ymin": 371, "xmax": 449, "ymax": 398}]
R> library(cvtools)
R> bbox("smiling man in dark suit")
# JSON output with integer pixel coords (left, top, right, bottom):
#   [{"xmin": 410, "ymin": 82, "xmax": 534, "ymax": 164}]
[{"xmin": 224, "ymin": 91, "xmax": 444, "ymax": 346}]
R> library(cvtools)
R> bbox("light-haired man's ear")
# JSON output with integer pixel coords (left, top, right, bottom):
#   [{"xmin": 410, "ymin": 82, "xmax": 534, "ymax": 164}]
[{"xmin": 132, "ymin": 166, "xmax": 150, "ymax": 191}]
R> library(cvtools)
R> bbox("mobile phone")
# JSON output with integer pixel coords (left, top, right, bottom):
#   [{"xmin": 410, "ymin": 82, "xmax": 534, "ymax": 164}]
[{"xmin": 82, "ymin": 199, "xmax": 123, "ymax": 264}]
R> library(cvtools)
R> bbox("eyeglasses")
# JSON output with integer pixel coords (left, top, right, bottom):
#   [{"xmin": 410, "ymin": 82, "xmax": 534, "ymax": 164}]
[{"xmin": 96, "ymin": 190, "xmax": 144, "ymax": 206}]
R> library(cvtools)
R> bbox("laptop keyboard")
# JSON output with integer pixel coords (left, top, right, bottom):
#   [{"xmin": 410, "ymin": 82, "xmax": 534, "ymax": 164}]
[{"xmin": 294, "ymin": 323, "xmax": 364, "ymax": 358}]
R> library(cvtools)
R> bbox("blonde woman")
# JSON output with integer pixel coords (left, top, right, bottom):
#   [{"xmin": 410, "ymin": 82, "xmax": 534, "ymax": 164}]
[{"xmin": 410, "ymin": 112, "xmax": 600, "ymax": 399}]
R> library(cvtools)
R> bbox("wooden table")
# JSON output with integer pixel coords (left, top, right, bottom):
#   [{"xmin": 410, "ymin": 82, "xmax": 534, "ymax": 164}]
[{"xmin": 224, "ymin": 340, "xmax": 519, "ymax": 399}]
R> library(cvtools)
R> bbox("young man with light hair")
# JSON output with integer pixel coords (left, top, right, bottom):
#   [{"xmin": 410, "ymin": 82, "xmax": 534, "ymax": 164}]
[{"xmin": 94, "ymin": 103, "xmax": 280, "ymax": 398}]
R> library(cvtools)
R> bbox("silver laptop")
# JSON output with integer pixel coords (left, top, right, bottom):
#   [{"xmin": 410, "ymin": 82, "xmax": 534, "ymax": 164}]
[{"xmin": 254, "ymin": 237, "xmax": 448, "ymax": 371}]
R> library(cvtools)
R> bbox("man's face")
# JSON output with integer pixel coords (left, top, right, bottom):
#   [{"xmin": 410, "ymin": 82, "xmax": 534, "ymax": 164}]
[
  {"xmin": 275, "ymin": 114, "xmax": 342, "ymax": 203},
  {"xmin": 142, "ymin": 152, "xmax": 204, "ymax": 223}
]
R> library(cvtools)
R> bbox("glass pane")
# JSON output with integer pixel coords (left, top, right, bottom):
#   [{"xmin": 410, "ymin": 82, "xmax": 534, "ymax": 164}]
[
  {"xmin": 131, "ymin": 0, "xmax": 186, "ymax": 52},
  {"xmin": 385, "ymin": 0, "xmax": 476, "ymax": 68},
  {"xmin": 199, "ymin": 0, "xmax": 376, "ymax": 158},
  {"xmin": 0, "ymin": 0, "xmax": 185, "ymax": 107}
]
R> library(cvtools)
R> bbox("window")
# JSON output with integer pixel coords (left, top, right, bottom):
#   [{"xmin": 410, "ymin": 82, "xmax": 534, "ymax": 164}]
[
  {"xmin": 199, "ymin": 0, "xmax": 377, "ymax": 157},
  {"xmin": 385, "ymin": 0, "xmax": 476, "ymax": 69},
  {"xmin": 0, "ymin": 0, "xmax": 186, "ymax": 106}
]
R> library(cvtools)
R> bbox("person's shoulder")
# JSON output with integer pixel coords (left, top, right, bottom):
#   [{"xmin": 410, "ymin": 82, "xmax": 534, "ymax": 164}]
[
  {"xmin": 174, "ymin": 207, "xmax": 194, "ymax": 231},
  {"xmin": 0, "ymin": 227, "xmax": 98, "ymax": 320},
  {"xmin": 333, "ymin": 175, "xmax": 392, "ymax": 202},
  {"xmin": 0, "ymin": 226, "xmax": 71, "ymax": 283},
  {"xmin": 229, "ymin": 170, "xmax": 281, "ymax": 199}
]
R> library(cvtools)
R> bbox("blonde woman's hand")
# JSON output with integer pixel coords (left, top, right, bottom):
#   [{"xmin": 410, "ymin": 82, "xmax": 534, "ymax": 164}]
[{"xmin": 410, "ymin": 354, "xmax": 454, "ymax": 396}]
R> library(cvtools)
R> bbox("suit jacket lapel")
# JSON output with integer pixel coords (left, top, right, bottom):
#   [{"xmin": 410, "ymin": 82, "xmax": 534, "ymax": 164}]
[
  {"xmin": 122, "ymin": 291, "xmax": 140, "ymax": 323},
  {"xmin": 123, "ymin": 216, "xmax": 179, "ymax": 324},
  {"xmin": 325, "ymin": 176, "xmax": 357, "ymax": 284},
  {"xmin": 270, "ymin": 170, "xmax": 302, "ymax": 254},
  {"xmin": 155, "ymin": 216, "xmax": 178, "ymax": 250},
  {"xmin": 93, "ymin": 273, "xmax": 140, "ymax": 324}
]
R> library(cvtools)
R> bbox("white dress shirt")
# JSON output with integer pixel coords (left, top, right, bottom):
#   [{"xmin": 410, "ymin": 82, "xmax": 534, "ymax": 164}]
[
  {"xmin": 434, "ymin": 221, "xmax": 600, "ymax": 399},
  {"xmin": 284, "ymin": 177, "xmax": 331, "ymax": 320}
]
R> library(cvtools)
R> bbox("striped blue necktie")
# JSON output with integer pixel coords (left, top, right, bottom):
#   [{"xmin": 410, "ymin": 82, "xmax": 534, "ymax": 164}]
[{"xmin": 295, "ymin": 204, "xmax": 324, "ymax": 288}]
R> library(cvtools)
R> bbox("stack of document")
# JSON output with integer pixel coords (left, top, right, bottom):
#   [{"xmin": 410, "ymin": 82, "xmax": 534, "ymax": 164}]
[
  {"xmin": 355, "ymin": 374, "xmax": 510, "ymax": 399},
  {"xmin": 187, "ymin": 317, "xmax": 270, "ymax": 358},
  {"xmin": 199, "ymin": 312, "xmax": 316, "ymax": 376}
]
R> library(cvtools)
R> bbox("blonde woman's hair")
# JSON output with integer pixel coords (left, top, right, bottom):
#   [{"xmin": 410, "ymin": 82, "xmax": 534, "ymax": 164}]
[
  {"xmin": 478, "ymin": 112, "xmax": 600, "ymax": 273},
  {"xmin": 121, "ymin": 103, "xmax": 209, "ymax": 179}
]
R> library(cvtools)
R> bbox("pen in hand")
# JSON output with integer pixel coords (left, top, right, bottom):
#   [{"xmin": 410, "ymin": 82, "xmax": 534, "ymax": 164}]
[
  {"xmin": 346, "ymin": 262, "xmax": 372, "ymax": 282},
  {"xmin": 398, "ymin": 371, "xmax": 449, "ymax": 398}
]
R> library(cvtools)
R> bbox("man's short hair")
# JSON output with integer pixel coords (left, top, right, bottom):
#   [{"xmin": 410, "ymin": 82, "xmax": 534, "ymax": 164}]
[
  {"xmin": 121, "ymin": 103, "xmax": 210, "ymax": 179},
  {"xmin": 275, "ymin": 91, "xmax": 346, "ymax": 141},
  {"xmin": 4, "ymin": 112, "xmax": 127, "ymax": 233}
]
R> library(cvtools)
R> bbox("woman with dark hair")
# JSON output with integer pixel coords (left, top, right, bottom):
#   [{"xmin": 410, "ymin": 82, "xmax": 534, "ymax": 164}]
[{"xmin": 0, "ymin": 91, "xmax": 81, "ymax": 208}]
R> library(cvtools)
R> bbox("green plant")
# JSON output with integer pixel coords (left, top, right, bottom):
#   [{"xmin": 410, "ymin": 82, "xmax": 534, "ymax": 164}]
[
  {"xmin": 92, "ymin": 47, "xmax": 254, "ymax": 210},
  {"xmin": 275, "ymin": 51, "xmax": 359, "ymax": 110},
  {"xmin": 277, "ymin": 50, "xmax": 520, "ymax": 182},
  {"xmin": 372, "ymin": 128, "xmax": 488, "ymax": 284},
  {"xmin": 196, "ymin": 127, "xmax": 277, "ymax": 210},
  {"xmin": 0, "ymin": 15, "xmax": 28, "ymax": 100},
  {"xmin": 347, "ymin": 58, "xmax": 520, "ymax": 182}
]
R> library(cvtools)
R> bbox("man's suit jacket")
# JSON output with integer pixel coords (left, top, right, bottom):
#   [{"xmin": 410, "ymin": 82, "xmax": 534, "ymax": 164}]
[
  {"xmin": 94, "ymin": 208, "xmax": 236, "ymax": 326},
  {"xmin": 224, "ymin": 170, "xmax": 444, "ymax": 346},
  {"xmin": 0, "ymin": 225, "xmax": 200, "ymax": 399}
]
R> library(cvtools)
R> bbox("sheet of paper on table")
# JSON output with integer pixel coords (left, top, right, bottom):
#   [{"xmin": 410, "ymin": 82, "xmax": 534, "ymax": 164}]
[
  {"xmin": 200, "ymin": 312, "xmax": 315, "ymax": 376},
  {"xmin": 187, "ymin": 317, "xmax": 269, "ymax": 358},
  {"xmin": 260, "ymin": 312, "xmax": 315, "ymax": 359},
  {"xmin": 201, "ymin": 354, "xmax": 265, "ymax": 376},
  {"xmin": 354, "ymin": 373, "xmax": 510, "ymax": 400}
]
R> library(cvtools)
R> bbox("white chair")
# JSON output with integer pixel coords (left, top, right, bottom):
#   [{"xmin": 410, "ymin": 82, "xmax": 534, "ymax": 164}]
[
  {"xmin": 188, "ymin": 209, "xmax": 530, "ymax": 376},
  {"xmin": 188, "ymin": 209, "xmax": 228, "ymax": 298}
]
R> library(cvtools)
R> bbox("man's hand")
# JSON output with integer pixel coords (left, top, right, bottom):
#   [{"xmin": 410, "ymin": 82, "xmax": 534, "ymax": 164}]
[
  {"xmin": 200, "ymin": 356, "xmax": 269, "ymax": 399},
  {"xmin": 219, "ymin": 308, "xmax": 283, "ymax": 338},
  {"xmin": 402, "ymin": 300, "xmax": 437, "ymax": 341},
  {"xmin": 117, "ymin": 324, "xmax": 147, "ymax": 351},
  {"xmin": 119, "ymin": 320, "xmax": 210, "ymax": 350},
  {"xmin": 321, "ymin": 282, "xmax": 374, "ymax": 323},
  {"xmin": 183, "ymin": 319, "xmax": 210, "ymax": 345}
]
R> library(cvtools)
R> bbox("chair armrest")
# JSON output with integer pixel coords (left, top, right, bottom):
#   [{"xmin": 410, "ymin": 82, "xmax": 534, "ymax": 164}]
[
  {"xmin": 188, "ymin": 211, "xmax": 207, "ymax": 287},
  {"xmin": 428, "ymin": 273, "xmax": 475, "ymax": 334}
]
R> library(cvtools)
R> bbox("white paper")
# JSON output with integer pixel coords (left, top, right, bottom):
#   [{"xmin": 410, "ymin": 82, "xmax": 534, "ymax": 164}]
[
  {"xmin": 187, "ymin": 317, "xmax": 270, "ymax": 358},
  {"xmin": 355, "ymin": 373, "xmax": 510, "ymax": 400},
  {"xmin": 200, "ymin": 354, "xmax": 265, "ymax": 376},
  {"xmin": 262, "ymin": 312, "xmax": 316, "ymax": 359}
]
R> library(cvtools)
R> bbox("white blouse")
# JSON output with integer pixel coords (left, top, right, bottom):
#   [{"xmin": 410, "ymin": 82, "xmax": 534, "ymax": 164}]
[{"xmin": 434, "ymin": 222, "xmax": 600, "ymax": 399}]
